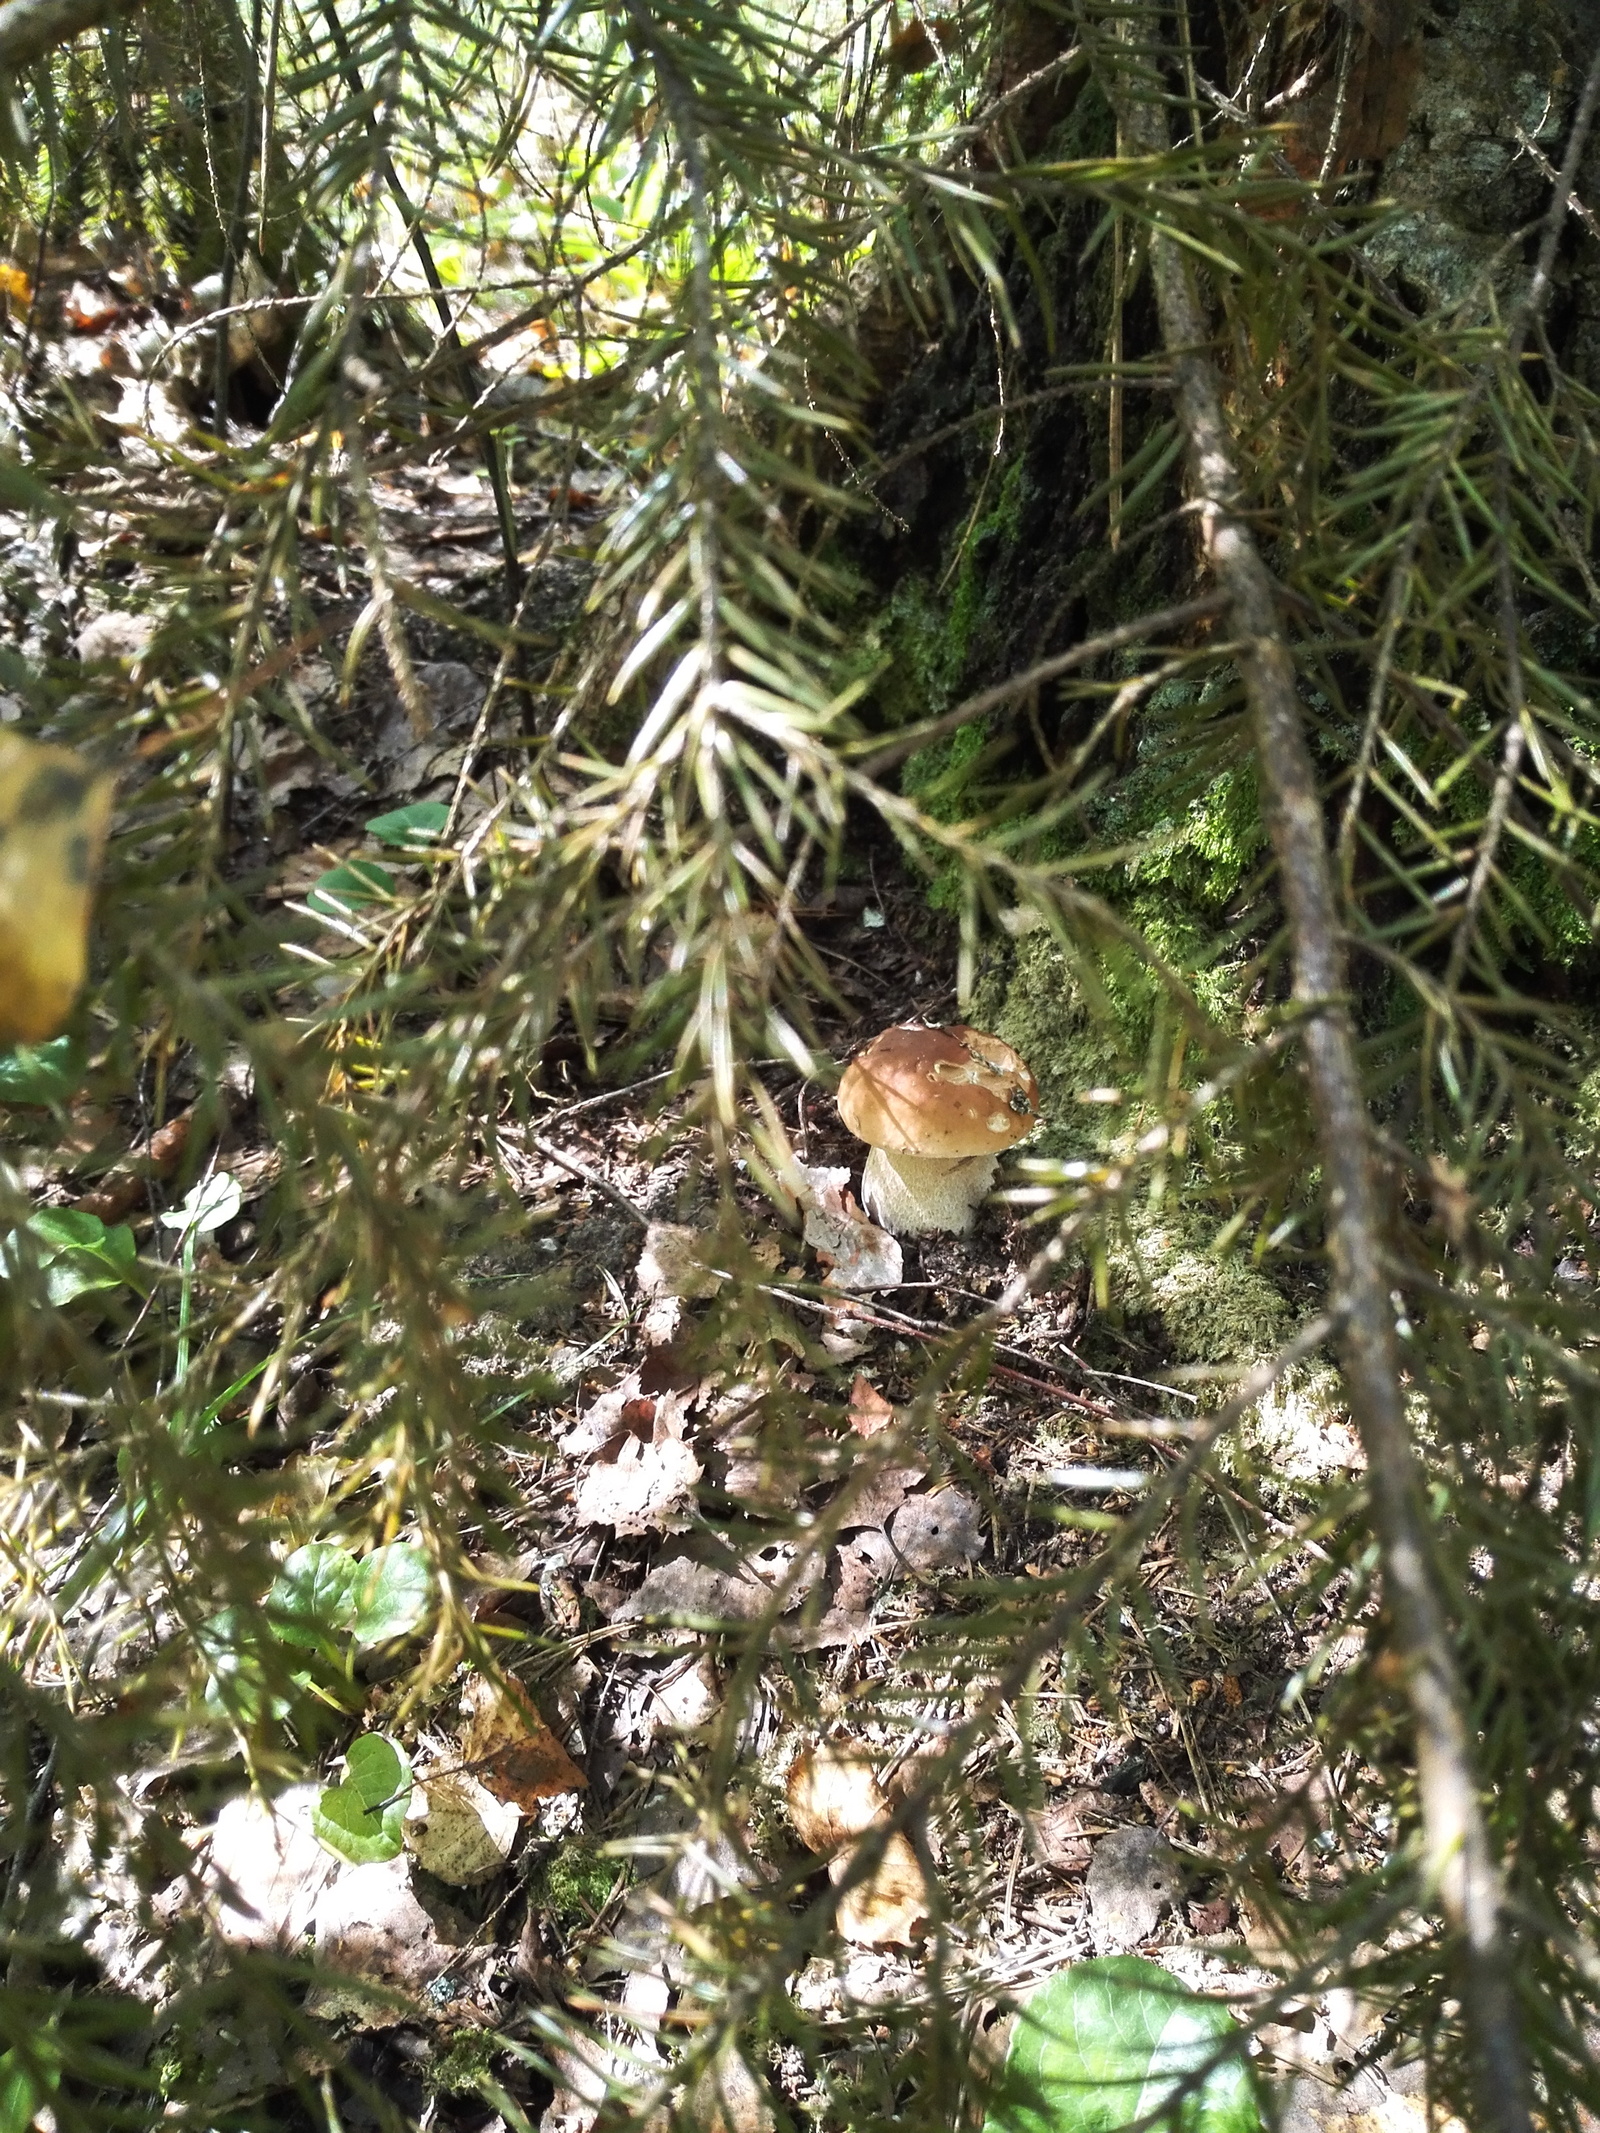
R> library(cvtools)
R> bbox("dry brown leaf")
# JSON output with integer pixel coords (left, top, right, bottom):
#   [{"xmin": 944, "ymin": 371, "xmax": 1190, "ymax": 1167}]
[
  {"xmin": 847, "ymin": 1375, "xmax": 896, "ymax": 1436},
  {"xmin": 200, "ymin": 1783, "xmax": 340, "ymax": 1951},
  {"xmin": 614, "ymin": 1540, "xmax": 824, "ymax": 1625},
  {"xmin": 843, "ymin": 1464, "xmax": 924, "ymax": 1530},
  {"xmin": 309, "ymin": 1852, "xmax": 470, "ymax": 2027},
  {"xmin": 786, "ymin": 1743, "xmax": 930, "ymax": 1948},
  {"xmin": 403, "ymin": 1771, "xmax": 519, "ymax": 1886},
  {"xmin": 459, "ymin": 1672, "xmax": 586, "ymax": 1808}
]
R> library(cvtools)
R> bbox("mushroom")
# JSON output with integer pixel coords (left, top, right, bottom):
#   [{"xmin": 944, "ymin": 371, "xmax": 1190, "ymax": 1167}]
[{"xmin": 836, "ymin": 1023, "xmax": 1040, "ymax": 1236}]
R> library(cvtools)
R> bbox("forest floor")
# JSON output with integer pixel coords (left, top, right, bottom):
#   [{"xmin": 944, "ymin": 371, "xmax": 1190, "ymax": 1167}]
[{"xmin": 2, "ymin": 264, "xmax": 1433, "ymax": 2133}]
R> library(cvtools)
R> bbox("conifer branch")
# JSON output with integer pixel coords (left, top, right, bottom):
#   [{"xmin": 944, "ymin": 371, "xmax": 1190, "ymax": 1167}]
[{"xmin": 1098, "ymin": 30, "xmax": 1531, "ymax": 2133}]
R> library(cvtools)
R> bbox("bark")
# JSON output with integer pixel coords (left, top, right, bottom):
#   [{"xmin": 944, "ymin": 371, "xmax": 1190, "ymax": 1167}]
[
  {"xmin": 0, "ymin": 0, "xmax": 147, "ymax": 68},
  {"xmin": 1098, "ymin": 31, "xmax": 1531, "ymax": 2133}
]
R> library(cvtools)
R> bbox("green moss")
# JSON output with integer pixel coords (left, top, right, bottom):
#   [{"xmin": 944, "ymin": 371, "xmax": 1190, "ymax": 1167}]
[
  {"xmin": 974, "ymin": 930, "xmax": 1295, "ymax": 1374},
  {"xmin": 527, "ymin": 1835, "xmax": 615, "ymax": 1928},
  {"xmin": 1109, "ymin": 1205, "xmax": 1292, "ymax": 1370},
  {"xmin": 428, "ymin": 2028, "xmax": 501, "ymax": 2098}
]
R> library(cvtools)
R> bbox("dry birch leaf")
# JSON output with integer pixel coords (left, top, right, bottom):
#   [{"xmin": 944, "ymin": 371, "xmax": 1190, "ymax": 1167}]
[
  {"xmin": 572, "ymin": 1432, "xmax": 701, "ymax": 1535},
  {"xmin": 0, "ymin": 730, "xmax": 113, "ymax": 1044},
  {"xmin": 459, "ymin": 1672, "xmax": 585, "ymax": 1808},
  {"xmin": 403, "ymin": 1770, "xmax": 519, "ymax": 1886},
  {"xmin": 786, "ymin": 1743, "xmax": 930, "ymax": 1948}
]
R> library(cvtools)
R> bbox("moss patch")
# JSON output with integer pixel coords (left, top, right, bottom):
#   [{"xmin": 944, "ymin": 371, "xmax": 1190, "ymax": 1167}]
[{"xmin": 527, "ymin": 1835, "xmax": 615, "ymax": 1929}]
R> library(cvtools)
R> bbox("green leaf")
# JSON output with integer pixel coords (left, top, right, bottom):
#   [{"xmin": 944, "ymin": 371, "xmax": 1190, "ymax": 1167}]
[
  {"xmin": 267, "ymin": 1541, "xmax": 363, "ymax": 1648},
  {"xmin": 983, "ymin": 1958, "xmax": 1263, "ymax": 2133},
  {"xmin": 347, "ymin": 1543, "xmax": 434, "ymax": 1647},
  {"xmin": 0, "ymin": 1036, "xmax": 82, "ymax": 1106},
  {"xmin": 0, "ymin": 1208, "xmax": 138, "ymax": 1304},
  {"xmin": 0, "ymin": 2037, "xmax": 60, "ymax": 2133},
  {"xmin": 307, "ymin": 859, "xmax": 397, "ymax": 917},
  {"xmin": 0, "ymin": 453, "xmax": 72, "ymax": 522},
  {"xmin": 267, "ymin": 1541, "xmax": 433, "ymax": 1651},
  {"xmin": 312, "ymin": 1733, "xmax": 412, "ymax": 1865},
  {"xmin": 365, "ymin": 801, "xmax": 451, "ymax": 848}
]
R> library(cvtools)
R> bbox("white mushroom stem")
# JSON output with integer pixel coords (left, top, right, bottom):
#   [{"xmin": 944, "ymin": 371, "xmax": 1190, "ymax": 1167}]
[{"xmin": 859, "ymin": 1147, "xmax": 999, "ymax": 1237}]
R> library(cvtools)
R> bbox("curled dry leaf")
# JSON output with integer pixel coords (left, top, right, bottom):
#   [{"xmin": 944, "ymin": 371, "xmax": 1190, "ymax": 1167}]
[
  {"xmin": 798, "ymin": 1164, "xmax": 903, "ymax": 1292},
  {"xmin": 403, "ymin": 1769, "xmax": 520, "ymax": 1886},
  {"xmin": 459, "ymin": 1671, "xmax": 586, "ymax": 1809},
  {"xmin": 847, "ymin": 1374, "xmax": 896, "ymax": 1436},
  {"xmin": 786, "ymin": 1743, "xmax": 931, "ymax": 1948}
]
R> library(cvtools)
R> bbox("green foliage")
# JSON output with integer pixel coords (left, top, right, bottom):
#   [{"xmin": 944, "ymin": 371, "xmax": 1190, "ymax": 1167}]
[
  {"xmin": 983, "ymin": 1958, "xmax": 1263, "ymax": 2133},
  {"xmin": 0, "ymin": 1206, "xmax": 138, "ymax": 1305},
  {"xmin": 314, "ymin": 1733, "xmax": 413, "ymax": 1864},
  {"xmin": 0, "ymin": 1036, "xmax": 83, "ymax": 1108},
  {"xmin": 268, "ymin": 1541, "xmax": 436, "ymax": 1652},
  {"xmin": 2, "ymin": 0, "xmax": 1600, "ymax": 2126},
  {"xmin": 307, "ymin": 858, "xmax": 399, "ymax": 917}
]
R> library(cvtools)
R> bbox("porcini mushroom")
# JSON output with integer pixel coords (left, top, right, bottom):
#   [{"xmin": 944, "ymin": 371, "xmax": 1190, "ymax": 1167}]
[{"xmin": 836, "ymin": 1023, "xmax": 1040, "ymax": 1236}]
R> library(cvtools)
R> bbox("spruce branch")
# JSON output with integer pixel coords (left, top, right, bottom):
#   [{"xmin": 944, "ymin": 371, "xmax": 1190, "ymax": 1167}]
[{"xmin": 1096, "ymin": 26, "xmax": 1531, "ymax": 2133}]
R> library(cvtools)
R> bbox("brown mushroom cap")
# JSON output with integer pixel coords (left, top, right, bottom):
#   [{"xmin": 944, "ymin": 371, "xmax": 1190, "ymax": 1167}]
[{"xmin": 837, "ymin": 1024, "xmax": 1040, "ymax": 1160}]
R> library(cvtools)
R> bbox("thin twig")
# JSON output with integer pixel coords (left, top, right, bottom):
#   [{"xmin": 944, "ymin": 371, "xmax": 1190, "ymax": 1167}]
[
  {"xmin": 530, "ymin": 1136, "xmax": 649, "ymax": 1225},
  {"xmin": 857, "ymin": 592, "xmax": 1226, "ymax": 774}
]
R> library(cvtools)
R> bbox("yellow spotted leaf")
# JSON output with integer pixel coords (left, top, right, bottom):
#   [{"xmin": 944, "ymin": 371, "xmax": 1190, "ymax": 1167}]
[{"xmin": 0, "ymin": 731, "xmax": 112, "ymax": 1045}]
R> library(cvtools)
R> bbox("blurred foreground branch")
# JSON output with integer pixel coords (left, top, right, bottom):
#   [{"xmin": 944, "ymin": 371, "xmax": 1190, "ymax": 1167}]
[{"xmin": 1100, "ymin": 25, "xmax": 1530, "ymax": 2133}]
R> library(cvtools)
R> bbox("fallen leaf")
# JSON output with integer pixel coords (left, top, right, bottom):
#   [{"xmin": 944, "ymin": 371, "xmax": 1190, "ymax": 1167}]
[
  {"xmin": 848, "ymin": 1374, "xmax": 896, "ymax": 1436},
  {"xmin": 799, "ymin": 1165, "xmax": 903, "ymax": 1292},
  {"xmin": 459, "ymin": 1672, "xmax": 586, "ymax": 1807},
  {"xmin": 572, "ymin": 1431, "xmax": 701, "ymax": 1535},
  {"xmin": 614, "ymin": 1540, "xmax": 824, "ymax": 1625},
  {"xmin": 787, "ymin": 1530, "xmax": 895, "ymax": 1649},
  {"xmin": 403, "ymin": 1769, "xmax": 519, "ymax": 1885},
  {"xmin": 636, "ymin": 1221, "xmax": 722, "ymax": 1301},
  {"xmin": 843, "ymin": 1463, "xmax": 925, "ymax": 1530},
  {"xmin": 786, "ymin": 1743, "xmax": 930, "ymax": 1948},
  {"xmin": 1027, "ymin": 1795, "xmax": 1109, "ymax": 1874},
  {"xmin": 1086, "ymin": 1826, "xmax": 1184, "ymax": 1952},
  {"xmin": 888, "ymin": 1486, "xmax": 984, "ymax": 1570},
  {"xmin": 64, "ymin": 280, "xmax": 123, "ymax": 332},
  {"xmin": 200, "ymin": 1783, "xmax": 339, "ymax": 1950},
  {"xmin": 0, "ymin": 730, "xmax": 114, "ymax": 1045},
  {"xmin": 679, "ymin": 2045, "xmax": 778, "ymax": 2133},
  {"xmin": 559, "ymin": 1370, "xmax": 696, "ymax": 1458},
  {"xmin": 647, "ymin": 1652, "xmax": 722, "ymax": 1733},
  {"xmin": 309, "ymin": 1852, "xmax": 471, "ymax": 2027}
]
